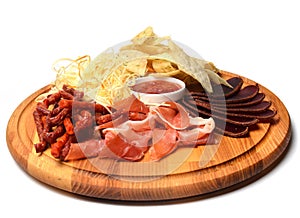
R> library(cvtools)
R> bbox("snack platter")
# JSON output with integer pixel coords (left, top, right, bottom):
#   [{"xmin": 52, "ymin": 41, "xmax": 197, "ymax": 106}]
[{"xmin": 6, "ymin": 28, "xmax": 291, "ymax": 201}]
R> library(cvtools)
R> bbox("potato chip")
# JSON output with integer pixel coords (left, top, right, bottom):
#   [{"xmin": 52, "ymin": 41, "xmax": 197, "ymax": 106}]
[
  {"xmin": 151, "ymin": 59, "xmax": 178, "ymax": 73},
  {"xmin": 124, "ymin": 59, "xmax": 147, "ymax": 75}
]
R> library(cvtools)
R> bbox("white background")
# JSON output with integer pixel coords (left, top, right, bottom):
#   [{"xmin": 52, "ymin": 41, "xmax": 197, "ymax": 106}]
[{"xmin": 1, "ymin": 0, "xmax": 299, "ymax": 217}]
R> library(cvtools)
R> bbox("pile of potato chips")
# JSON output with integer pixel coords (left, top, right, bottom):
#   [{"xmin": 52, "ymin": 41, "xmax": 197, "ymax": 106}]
[{"xmin": 54, "ymin": 27, "xmax": 229, "ymax": 106}]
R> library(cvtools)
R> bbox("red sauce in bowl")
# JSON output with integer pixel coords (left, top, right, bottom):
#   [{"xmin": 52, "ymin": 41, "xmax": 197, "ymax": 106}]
[{"xmin": 131, "ymin": 80, "xmax": 182, "ymax": 94}]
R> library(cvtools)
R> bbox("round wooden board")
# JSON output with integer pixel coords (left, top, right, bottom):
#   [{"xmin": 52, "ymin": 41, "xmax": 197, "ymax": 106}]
[{"xmin": 6, "ymin": 71, "xmax": 291, "ymax": 201}]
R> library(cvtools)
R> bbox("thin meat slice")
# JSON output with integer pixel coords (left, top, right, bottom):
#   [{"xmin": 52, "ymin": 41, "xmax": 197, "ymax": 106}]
[
  {"xmin": 104, "ymin": 119, "xmax": 152, "ymax": 152},
  {"xmin": 112, "ymin": 95, "xmax": 149, "ymax": 115},
  {"xmin": 63, "ymin": 139, "xmax": 105, "ymax": 161},
  {"xmin": 225, "ymin": 85, "xmax": 259, "ymax": 104},
  {"xmin": 192, "ymin": 84, "xmax": 259, "ymax": 104},
  {"xmin": 225, "ymin": 109, "xmax": 276, "ymax": 120},
  {"xmin": 179, "ymin": 134, "xmax": 210, "ymax": 146},
  {"xmin": 253, "ymin": 109, "xmax": 277, "ymax": 122},
  {"xmin": 149, "ymin": 128, "xmax": 179, "ymax": 161},
  {"xmin": 104, "ymin": 131, "xmax": 145, "ymax": 161},
  {"xmin": 153, "ymin": 102, "xmax": 190, "ymax": 130},
  {"xmin": 223, "ymin": 123, "xmax": 249, "ymax": 138},
  {"xmin": 210, "ymin": 76, "xmax": 244, "ymax": 98},
  {"xmin": 221, "ymin": 77, "xmax": 243, "ymax": 98},
  {"xmin": 194, "ymin": 92, "xmax": 266, "ymax": 108},
  {"xmin": 190, "ymin": 77, "xmax": 243, "ymax": 99},
  {"xmin": 178, "ymin": 116, "xmax": 215, "ymax": 146},
  {"xmin": 226, "ymin": 93, "xmax": 265, "ymax": 108},
  {"xmin": 182, "ymin": 98, "xmax": 259, "ymax": 127},
  {"xmin": 214, "ymin": 101, "xmax": 272, "ymax": 113}
]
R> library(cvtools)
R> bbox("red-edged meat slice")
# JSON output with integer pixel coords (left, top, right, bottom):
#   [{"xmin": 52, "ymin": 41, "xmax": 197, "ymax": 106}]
[
  {"xmin": 104, "ymin": 131, "xmax": 145, "ymax": 161},
  {"xmin": 149, "ymin": 128, "xmax": 178, "ymax": 161},
  {"xmin": 63, "ymin": 139, "xmax": 105, "ymax": 161}
]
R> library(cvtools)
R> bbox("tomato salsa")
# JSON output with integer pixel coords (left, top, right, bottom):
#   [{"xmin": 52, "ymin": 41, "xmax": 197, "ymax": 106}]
[{"xmin": 131, "ymin": 80, "xmax": 182, "ymax": 94}]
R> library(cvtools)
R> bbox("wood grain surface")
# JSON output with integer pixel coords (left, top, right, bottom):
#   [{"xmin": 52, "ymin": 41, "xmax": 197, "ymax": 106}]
[{"xmin": 6, "ymin": 71, "xmax": 291, "ymax": 201}]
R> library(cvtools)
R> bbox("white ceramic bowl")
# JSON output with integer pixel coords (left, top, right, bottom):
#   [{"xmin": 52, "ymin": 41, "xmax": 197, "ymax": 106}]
[{"xmin": 130, "ymin": 76, "xmax": 186, "ymax": 104}]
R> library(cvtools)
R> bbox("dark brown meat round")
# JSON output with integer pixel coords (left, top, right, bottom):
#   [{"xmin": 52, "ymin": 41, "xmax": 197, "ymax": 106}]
[{"xmin": 190, "ymin": 77, "xmax": 243, "ymax": 99}]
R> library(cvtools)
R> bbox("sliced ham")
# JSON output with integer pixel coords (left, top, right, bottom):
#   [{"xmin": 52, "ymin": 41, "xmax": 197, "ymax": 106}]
[
  {"xmin": 149, "ymin": 128, "xmax": 179, "ymax": 161},
  {"xmin": 152, "ymin": 101, "xmax": 190, "ymax": 130},
  {"xmin": 179, "ymin": 133, "xmax": 210, "ymax": 147},
  {"xmin": 63, "ymin": 139, "xmax": 105, "ymax": 161},
  {"xmin": 104, "ymin": 120, "xmax": 152, "ymax": 150},
  {"xmin": 103, "ymin": 130, "xmax": 146, "ymax": 161},
  {"xmin": 111, "ymin": 95, "xmax": 149, "ymax": 115},
  {"xmin": 177, "ymin": 117, "xmax": 214, "ymax": 146},
  {"xmin": 127, "ymin": 114, "xmax": 156, "ymax": 132}
]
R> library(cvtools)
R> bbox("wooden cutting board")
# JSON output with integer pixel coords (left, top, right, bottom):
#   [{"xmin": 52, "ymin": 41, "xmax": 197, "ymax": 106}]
[{"xmin": 6, "ymin": 71, "xmax": 291, "ymax": 201}]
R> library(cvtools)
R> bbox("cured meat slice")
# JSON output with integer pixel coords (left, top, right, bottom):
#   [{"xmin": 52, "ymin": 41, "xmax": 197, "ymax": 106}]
[
  {"xmin": 190, "ymin": 77, "xmax": 243, "ymax": 99},
  {"xmin": 179, "ymin": 134, "xmax": 210, "ymax": 146},
  {"xmin": 153, "ymin": 102, "xmax": 190, "ymax": 130},
  {"xmin": 252, "ymin": 109, "xmax": 277, "ymax": 122},
  {"xmin": 178, "ymin": 116, "xmax": 215, "ymax": 145},
  {"xmin": 182, "ymin": 98, "xmax": 258, "ymax": 126},
  {"xmin": 222, "ymin": 124, "xmax": 249, "ymax": 138},
  {"xmin": 193, "ymin": 99, "xmax": 272, "ymax": 114},
  {"xmin": 149, "ymin": 128, "xmax": 179, "ymax": 161},
  {"xmin": 215, "ymin": 101, "xmax": 271, "ymax": 113},
  {"xmin": 221, "ymin": 77, "xmax": 243, "ymax": 98},
  {"xmin": 106, "ymin": 120, "xmax": 153, "ymax": 151},
  {"xmin": 225, "ymin": 93, "xmax": 265, "ymax": 108},
  {"xmin": 198, "ymin": 109, "xmax": 258, "ymax": 127},
  {"xmin": 194, "ymin": 92, "xmax": 266, "ymax": 108},
  {"xmin": 224, "ymin": 109, "xmax": 276, "ymax": 120},
  {"xmin": 111, "ymin": 95, "xmax": 149, "ymax": 115},
  {"xmin": 209, "ymin": 76, "xmax": 244, "ymax": 99},
  {"xmin": 104, "ymin": 131, "xmax": 145, "ymax": 161},
  {"xmin": 225, "ymin": 85, "xmax": 259, "ymax": 104},
  {"xmin": 102, "ymin": 118, "xmax": 153, "ymax": 161},
  {"xmin": 63, "ymin": 139, "xmax": 105, "ymax": 161},
  {"xmin": 192, "ymin": 84, "xmax": 259, "ymax": 104}
]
